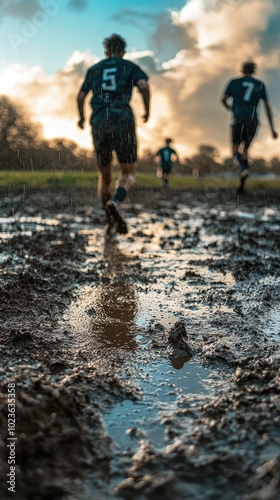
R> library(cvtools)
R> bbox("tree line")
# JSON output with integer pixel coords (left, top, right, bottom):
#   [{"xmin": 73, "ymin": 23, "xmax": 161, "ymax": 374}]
[
  {"xmin": 1, "ymin": 95, "xmax": 280, "ymax": 175},
  {"xmin": 0, "ymin": 95, "xmax": 93, "ymax": 172}
]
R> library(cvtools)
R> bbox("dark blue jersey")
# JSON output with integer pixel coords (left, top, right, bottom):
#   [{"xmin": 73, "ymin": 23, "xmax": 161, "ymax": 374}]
[
  {"xmin": 156, "ymin": 146, "xmax": 177, "ymax": 167},
  {"xmin": 224, "ymin": 76, "xmax": 267, "ymax": 124},
  {"xmin": 80, "ymin": 57, "xmax": 148, "ymax": 116}
]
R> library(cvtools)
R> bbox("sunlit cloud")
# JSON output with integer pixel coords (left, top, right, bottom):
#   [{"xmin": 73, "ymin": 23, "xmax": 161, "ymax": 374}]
[{"xmin": 1, "ymin": 0, "xmax": 280, "ymax": 160}]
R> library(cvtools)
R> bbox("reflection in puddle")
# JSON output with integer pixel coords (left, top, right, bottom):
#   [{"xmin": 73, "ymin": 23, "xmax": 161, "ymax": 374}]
[
  {"xmin": 73, "ymin": 281, "xmax": 139, "ymax": 350},
  {"xmin": 104, "ymin": 361, "xmax": 211, "ymax": 451},
  {"xmin": 66, "ymin": 243, "xmax": 139, "ymax": 351},
  {"xmin": 235, "ymin": 211, "xmax": 256, "ymax": 219}
]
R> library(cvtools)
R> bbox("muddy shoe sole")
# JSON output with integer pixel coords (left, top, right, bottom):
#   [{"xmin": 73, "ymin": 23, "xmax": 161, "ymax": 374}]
[{"xmin": 106, "ymin": 201, "xmax": 128, "ymax": 234}]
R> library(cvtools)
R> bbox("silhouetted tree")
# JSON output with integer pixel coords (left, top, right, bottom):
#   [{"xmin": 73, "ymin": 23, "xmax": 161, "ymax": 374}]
[
  {"xmin": 0, "ymin": 95, "xmax": 42, "ymax": 168},
  {"xmin": 269, "ymin": 157, "xmax": 280, "ymax": 174},
  {"xmin": 250, "ymin": 158, "xmax": 267, "ymax": 174},
  {"xmin": 0, "ymin": 95, "xmax": 94, "ymax": 171},
  {"xmin": 187, "ymin": 144, "xmax": 222, "ymax": 176}
]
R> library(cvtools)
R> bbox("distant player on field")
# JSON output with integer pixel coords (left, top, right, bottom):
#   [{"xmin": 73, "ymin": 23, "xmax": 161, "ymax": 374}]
[
  {"xmin": 77, "ymin": 34, "xmax": 150, "ymax": 236},
  {"xmin": 220, "ymin": 61, "xmax": 278, "ymax": 194},
  {"xmin": 154, "ymin": 138, "xmax": 179, "ymax": 189}
]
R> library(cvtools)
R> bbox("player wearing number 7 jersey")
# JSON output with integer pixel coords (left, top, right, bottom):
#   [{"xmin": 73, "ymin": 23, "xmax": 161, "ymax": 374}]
[
  {"xmin": 221, "ymin": 61, "xmax": 278, "ymax": 194},
  {"xmin": 77, "ymin": 34, "xmax": 150, "ymax": 236}
]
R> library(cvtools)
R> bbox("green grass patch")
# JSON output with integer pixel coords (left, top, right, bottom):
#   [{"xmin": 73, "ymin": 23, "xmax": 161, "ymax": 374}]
[
  {"xmin": 0, "ymin": 171, "xmax": 98, "ymax": 189},
  {"xmin": 0, "ymin": 170, "xmax": 279, "ymax": 190}
]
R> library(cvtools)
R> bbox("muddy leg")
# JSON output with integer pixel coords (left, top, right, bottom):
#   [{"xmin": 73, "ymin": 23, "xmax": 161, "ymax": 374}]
[
  {"xmin": 98, "ymin": 164, "xmax": 112, "ymax": 208},
  {"xmin": 112, "ymin": 162, "xmax": 135, "ymax": 203},
  {"xmin": 106, "ymin": 162, "xmax": 135, "ymax": 235},
  {"xmin": 162, "ymin": 173, "xmax": 168, "ymax": 190},
  {"xmin": 236, "ymin": 144, "xmax": 249, "ymax": 195}
]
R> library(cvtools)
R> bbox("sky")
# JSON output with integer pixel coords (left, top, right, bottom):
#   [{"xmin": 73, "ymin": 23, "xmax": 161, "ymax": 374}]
[{"xmin": 0, "ymin": 0, "xmax": 279, "ymax": 160}]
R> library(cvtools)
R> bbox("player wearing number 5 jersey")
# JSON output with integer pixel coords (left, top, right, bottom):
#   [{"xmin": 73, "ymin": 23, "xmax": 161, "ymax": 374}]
[
  {"xmin": 221, "ymin": 61, "xmax": 278, "ymax": 194},
  {"xmin": 77, "ymin": 34, "xmax": 150, "ymax": 236}
]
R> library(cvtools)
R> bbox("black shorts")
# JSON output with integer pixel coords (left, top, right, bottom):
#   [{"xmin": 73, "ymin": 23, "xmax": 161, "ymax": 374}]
[
  {"xmin": 161, "ymin": 165, "xmax": 172, "ymax": 174},
  {"xmin": 231, "ymin": 121, "xmax": 258, "ymax": 148},
  {"xmin": 91, "ymin": 108, "xmax": 137, "ymax": 167}
]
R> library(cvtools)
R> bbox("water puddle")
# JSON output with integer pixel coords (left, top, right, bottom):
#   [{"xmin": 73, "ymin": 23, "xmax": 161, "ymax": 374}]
[
  {"xmin": 65, "ymin": 274, "xmax": 214, "ymax": 473},
  {"xmin": 104, "ymin": 360, "xmax": 210, "ymax": 452},
  {"xmin": 64, "ymin": 258, "xmax": 214, "ymax": 462},
  {"xmin": 235, "ymin": 211, "xmax": 256, "ymax": 219}
]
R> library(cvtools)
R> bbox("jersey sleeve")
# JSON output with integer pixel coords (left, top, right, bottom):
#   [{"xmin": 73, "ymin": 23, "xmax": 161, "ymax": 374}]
[
  {"xmin": 260, "ymin": 83, "xmax": 268, "ymax": 101},
  {"xmin": 131, "ymin": 64, "xmax": 148, "ymax": 86},
  {"xmin": 224, "ymin": 80, "xmax": 234, "ymax": 97},
  {"xmin": 79, "ymin": 69, "xmax": 92, "ymax": 95}
]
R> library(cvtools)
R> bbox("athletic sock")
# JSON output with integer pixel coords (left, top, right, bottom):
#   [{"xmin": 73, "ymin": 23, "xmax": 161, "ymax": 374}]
[{"xmin": 112, "ymin": 187, "xmax": 127, "ymax": 203}]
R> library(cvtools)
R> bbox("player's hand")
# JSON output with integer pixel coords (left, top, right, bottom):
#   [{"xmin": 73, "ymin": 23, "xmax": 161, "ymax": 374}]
[
  {"xmin": 272, "ymin": 130, "xmax": 278, "ymax": 139},
  {"xmin": 142, "ymin": 113, "xmax": 149, "ymax": 123},
  {"xmin": 77, "ymin": 118, "xmax": 85, "ymax": 129}
]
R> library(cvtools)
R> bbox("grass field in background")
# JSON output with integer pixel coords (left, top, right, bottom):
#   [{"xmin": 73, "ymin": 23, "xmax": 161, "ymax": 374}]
[{"xmin": 0, "ymin": 170, "xmax": 279, "ymax": 190}]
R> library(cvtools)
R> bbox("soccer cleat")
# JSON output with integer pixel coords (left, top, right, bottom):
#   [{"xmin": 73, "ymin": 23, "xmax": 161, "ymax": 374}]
[{"xmin": 106, "ymin": 200, "xmax": 128, "ymax": 235}]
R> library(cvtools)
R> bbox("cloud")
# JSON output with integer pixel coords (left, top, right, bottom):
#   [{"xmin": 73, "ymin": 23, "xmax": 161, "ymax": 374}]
[
  {"xmin": 67, "ymin": 0, "xmax": 87, "ymax": 9},
  {"xmin": 145, "ymin": 0, "xmax": 280, "ymax": 158},
  {"xmin": 1, "ymin": 0, "xmax": 280, "ymax": 160},
  {"xmin": 111, "ymin": 8, "xmax": 157, "ymax": 29},
  {"xmin": 0, "ymin": 50, "xmax": 98, "ymax": 149},
  {"xmin": 125, "ymin": 50, "xmax": 162, "ymax": 75},
  {"xmin": 0, "ymin": 0, "xmax": 40, "ymax": 20},
  {"xmin": 0, "ymin": 0, "xmax": 88, "ymax": 21},
  {"xmin": 111, "ymin": 8, "xmax": 195, "ymax": 63},
  {"xmin": 149, "ymin": 12, "xmax": 196, "ymax": 62}
]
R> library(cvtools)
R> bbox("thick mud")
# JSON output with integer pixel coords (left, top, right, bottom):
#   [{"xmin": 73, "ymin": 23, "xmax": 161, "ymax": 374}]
[{"xmin": 0, "ymin": 187, "xmax": 279, "ymax": 500}]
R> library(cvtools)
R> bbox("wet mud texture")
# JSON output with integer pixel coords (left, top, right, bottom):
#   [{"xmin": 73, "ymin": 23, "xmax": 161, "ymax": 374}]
[{"xmin": 0, "ymin": 187, "xmax": 279, "ymax": 500}]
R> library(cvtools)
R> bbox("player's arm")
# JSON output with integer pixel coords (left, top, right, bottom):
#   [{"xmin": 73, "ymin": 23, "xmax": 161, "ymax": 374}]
[
  {"xmin": 77, "ymin": 91, "xmax": 87, "ymax": 129},
  {"xmin": 263, "ymin": 100, "xmax": 278, "ymax": 139},
  {"xmin": 171, "ymin": 150, "xmax": 180, "ymax": 164},
  {"xmin": 136, "ymin": 79, "xmax": 150, "ymax": 123},
  {"xmin": 220, "ymin": 93, "xmax": 232, "ymax": 111},
  {"xmin": 174, "ymin": 150, "xmax": 180, "ymax": 163},
  {"xmin": 76, "ymin": 70, "xmax": 91, "ymax": 129}
]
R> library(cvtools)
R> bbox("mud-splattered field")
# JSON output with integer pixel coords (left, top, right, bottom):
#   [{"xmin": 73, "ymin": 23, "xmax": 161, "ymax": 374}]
[{"xmin": 0, "ymin": 187, "xmax": 279, "ymax": 500}]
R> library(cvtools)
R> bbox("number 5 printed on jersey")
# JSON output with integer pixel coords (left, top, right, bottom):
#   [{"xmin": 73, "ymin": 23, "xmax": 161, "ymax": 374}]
[
  {"xmin": 102, "ymin": 68, "xmax": 117, "ymax": 91},
  {"xmin": 242, "ymin": 81, "xmax": 255, "ymax": 102}
]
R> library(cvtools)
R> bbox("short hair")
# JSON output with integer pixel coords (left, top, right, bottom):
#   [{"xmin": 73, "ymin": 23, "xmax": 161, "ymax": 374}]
[
  {"xmin": 103, "ymin": 34, "xmax": 126, "ymax": 56},
  {"xmin": 241, "ymin": 61, "xmax": 256, "ymax": 75}
]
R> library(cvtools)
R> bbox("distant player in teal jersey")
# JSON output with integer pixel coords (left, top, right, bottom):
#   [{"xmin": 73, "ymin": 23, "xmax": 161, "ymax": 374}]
[
  {"xmin": 77, "ymin": 34, "xmax": 150, "ymax": 236},
  {"xmin": 221, "ymin": 61, "xmax": 277, "ymax": 194},
  {"xmin": 154, "ymin": 138, "xmax": 179, "ymax": 189}
]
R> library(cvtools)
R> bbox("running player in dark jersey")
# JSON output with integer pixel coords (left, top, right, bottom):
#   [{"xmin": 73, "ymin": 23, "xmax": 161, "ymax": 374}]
[
  {"xmin": 220, "ymin": 61, "xmax": 277, "ymax": 194},
  {"xmin": 154, "ymin": 138, "xmax": 179, "ymax": 189},
  {"xmin": 77, "ymin": 34, "xmax": 150, "ymax": 236}
]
